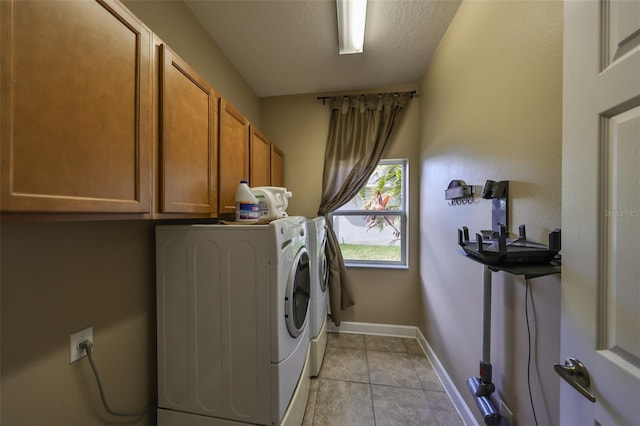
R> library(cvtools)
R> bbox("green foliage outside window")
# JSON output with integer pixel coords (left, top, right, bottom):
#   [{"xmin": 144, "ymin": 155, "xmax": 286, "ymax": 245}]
[{"xmin": 358, "ymin": 163, "xmax": 403, "ymax": 243}]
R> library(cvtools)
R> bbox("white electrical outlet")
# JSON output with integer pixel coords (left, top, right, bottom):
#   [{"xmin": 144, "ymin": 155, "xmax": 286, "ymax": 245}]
[
  {"xmin": 70, "ymin": 326, "xmax": 93, "ymax": 364},
  {"xmin": 499, "ymin": 400, "xmax": 514, "ymax": 426}
]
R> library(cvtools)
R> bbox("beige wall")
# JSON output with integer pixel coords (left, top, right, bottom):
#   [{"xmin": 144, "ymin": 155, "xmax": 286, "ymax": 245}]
[
  {"xmin": 419, "ymin": 1, "xmax": 563, "ymax": 425},
  {"xmin": 1, "ymin": 221, "xmax": 156, "ymax": 426},
  {"xmin": 0, "ymin": 2, "xmax": 260, "ymax": 425},
  {"xmin": 261, "ymin": 85, "xmax": 422, "ymax": 326},
  {"xmin": 122, "ymin": 0, "xmax": 260, "ymax": 125}
]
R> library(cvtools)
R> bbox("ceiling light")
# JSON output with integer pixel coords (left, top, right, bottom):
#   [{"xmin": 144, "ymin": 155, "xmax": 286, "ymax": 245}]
[{"xmin": 336, "ymin": 0, "xmax": 367, "ymax": 55}]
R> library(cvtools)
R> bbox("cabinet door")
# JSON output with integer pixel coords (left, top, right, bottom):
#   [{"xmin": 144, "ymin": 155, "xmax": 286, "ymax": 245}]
[
  {"xmin": 270, "ymin": 144, "xmax": 285, "ymax": 187},
  {"xmin": 0, "ymin": 0, "xmax": 152, "ymax": 213},
  {"xmin": 218, "ymin": 99, "xmax": 249, "ymax": 215},
  {"xmin": 160, "ymin": 45, "xmax": 218, "ymax": 215},
  {"xmin": 249, "ymin": 127, "xmax": 271, "ymax": 188}
]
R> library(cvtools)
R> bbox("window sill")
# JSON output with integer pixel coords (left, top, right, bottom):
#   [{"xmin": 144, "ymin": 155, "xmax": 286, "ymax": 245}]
[{"xmin": 344, "ymin": 261, "xmax": 408, "ymax": 270}]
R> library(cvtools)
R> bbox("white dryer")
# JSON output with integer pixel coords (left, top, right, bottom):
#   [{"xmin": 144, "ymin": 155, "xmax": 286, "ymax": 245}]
[
  {"xmin": 155, "ymin": 217, "xmax": 311, "ymax": 426},
  {"xmin": 306, "ymin": 216, "xmax": 329, "ymax": 377}
]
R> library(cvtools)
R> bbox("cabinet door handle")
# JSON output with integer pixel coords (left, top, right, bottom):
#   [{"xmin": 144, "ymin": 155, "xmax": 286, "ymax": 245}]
[{"xmin": 553, "ymin": 357, "xmax": 596, "ymax": 402}]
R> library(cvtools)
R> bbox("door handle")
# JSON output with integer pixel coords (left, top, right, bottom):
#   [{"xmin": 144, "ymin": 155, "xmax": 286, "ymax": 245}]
[{"xmin": 553, "ymin": 357, "xmax": 596, "ymax": 402}]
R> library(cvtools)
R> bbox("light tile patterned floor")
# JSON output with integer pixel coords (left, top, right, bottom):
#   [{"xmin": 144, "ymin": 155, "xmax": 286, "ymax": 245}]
[{"xmin": 302, "ymin": 333, "xmax": 464, "ymax": 426}]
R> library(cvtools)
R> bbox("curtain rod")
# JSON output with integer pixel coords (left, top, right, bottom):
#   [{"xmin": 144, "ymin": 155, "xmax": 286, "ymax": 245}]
[{"xmin": 316, "ymin": 90, "xmax": 417, "ymax": 105}]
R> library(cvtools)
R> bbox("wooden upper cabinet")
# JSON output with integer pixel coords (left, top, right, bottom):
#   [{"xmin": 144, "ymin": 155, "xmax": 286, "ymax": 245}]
[
  {"xmin": 270, "ymin": 144, "xmax": 285, "ymax": 187},
  {"xmin": 158, "ymin": 44, "xmax": 218, "ymax": 215},
  {"xmin": 218, "ymin": 99, "xmax": 249, "ymax": 216},
  {"xmin": 249, "ymin": 127, "xmax": 271, "ymax": 188},
  {"xmin": 0, "ymin": 0, "xmax": 152, "ymax": 214}
]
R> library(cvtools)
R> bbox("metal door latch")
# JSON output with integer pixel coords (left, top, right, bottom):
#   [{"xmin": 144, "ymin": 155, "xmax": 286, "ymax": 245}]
[{"xmin": 553, "ymin": 357, "xmax": 596, "ymax": 402}]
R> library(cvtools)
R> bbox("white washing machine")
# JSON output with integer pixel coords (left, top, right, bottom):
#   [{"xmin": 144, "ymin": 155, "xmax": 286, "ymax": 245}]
[
  {"xmin": 306, "ymin": 216, "xmax": 329, "ymax": 377},
  {"xmin": 155, "ymin": 217, "xmax": 311, "ymax": 426}
]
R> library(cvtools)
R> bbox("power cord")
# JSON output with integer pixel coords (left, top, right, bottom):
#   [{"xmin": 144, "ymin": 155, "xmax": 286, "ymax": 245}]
[
  {"xmin": 525, "ymin": 279, "xmax": 539, "ymax": 426},
  {"xmin": 78, "ymin": 340, "xmax": 152, "ymax": 418}
]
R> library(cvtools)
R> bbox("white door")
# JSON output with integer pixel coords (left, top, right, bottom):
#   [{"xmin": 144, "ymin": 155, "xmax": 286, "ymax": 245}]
[{"xmin": 561, "ymin": 0, "xmax": 640, "ymax": 425}]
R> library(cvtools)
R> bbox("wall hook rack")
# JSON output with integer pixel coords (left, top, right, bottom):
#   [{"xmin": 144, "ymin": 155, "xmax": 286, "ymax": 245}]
[{"xmin": 445, "ymin": 180, "xmax": 474, "ymax": 205}]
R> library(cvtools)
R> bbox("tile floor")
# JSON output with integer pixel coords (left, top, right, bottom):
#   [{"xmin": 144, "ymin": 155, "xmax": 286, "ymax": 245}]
[{"xmin": 302, "ymin": 332, "xmax": 464, "ymax": 426}]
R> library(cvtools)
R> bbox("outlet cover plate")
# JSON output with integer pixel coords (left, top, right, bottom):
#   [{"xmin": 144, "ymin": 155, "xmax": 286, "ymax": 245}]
[{"xmin": 70, "ymin": 326, "xmax": 93, "ymax": 364}]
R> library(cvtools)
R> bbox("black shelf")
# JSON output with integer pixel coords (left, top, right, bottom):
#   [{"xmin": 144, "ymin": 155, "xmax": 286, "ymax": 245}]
[{"xmin": 459, "ymin": 249, "xmax": 561, "ymax": 279}]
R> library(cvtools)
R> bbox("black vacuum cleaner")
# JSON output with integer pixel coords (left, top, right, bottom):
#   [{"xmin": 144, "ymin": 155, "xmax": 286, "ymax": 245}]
[{"xmin": 466, "ymin": 265, "xmax": 502, "ymax": 426}]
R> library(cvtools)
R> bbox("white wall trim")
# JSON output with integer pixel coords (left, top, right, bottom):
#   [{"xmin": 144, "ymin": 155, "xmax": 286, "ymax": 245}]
[
  {"xmin": 328, "ymin": 321, "xmax": 478, "ymax": 426},
  {"xmin": 415, "ymin": 328, "xmax": 478, "ymax": 426},
  {"xmin": 327, "ymin": 320, "xmax": 417, "ymax": 338}
]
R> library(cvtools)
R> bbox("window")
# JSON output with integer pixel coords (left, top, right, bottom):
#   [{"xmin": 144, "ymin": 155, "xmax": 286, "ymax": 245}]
[{"xmin": 330, "ymin": 159, "xmax": 408, "ymax": 268}]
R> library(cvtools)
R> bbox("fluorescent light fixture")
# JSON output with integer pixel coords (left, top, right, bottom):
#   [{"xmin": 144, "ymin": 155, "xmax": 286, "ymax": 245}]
[{"xmin": 336, "ymin": 0, "xmax": 367, "ymax": 55}]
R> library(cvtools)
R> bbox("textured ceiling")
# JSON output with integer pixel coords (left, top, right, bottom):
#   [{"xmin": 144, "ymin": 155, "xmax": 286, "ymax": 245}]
[{"xmin": 184, "ymin": 0, "xmax": 462, "ymax": 97}]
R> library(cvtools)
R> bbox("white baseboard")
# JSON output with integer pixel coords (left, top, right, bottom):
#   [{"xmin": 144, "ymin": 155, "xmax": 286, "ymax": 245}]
[
  {"xmin": 329, "ymin": 321, "xmax": 478, "ymax": 426},
  {"xmin": 415, "ymin": 328, "xmax": 478, "ymax": 426},
  {"xmin": 327, "ymin": 320, "xmax": 417, "ymax": 338}
]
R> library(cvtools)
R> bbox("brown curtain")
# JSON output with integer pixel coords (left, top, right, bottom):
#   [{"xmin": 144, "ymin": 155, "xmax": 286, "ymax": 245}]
[{"xmin": 318, "ymin": 92, "xmax": 412, "ymax": 326}]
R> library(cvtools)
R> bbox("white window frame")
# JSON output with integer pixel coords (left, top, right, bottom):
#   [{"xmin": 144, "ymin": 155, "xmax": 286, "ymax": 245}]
[{"xmin": 329, "ymin": 158, "xmax": 408, "ymax": 269}]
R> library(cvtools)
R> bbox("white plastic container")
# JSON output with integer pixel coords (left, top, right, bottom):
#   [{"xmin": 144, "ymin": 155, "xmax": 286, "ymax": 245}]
[
  {"xmin": 251, "ymin": 187, "xmax": 292, "ymax": 221},
  {"xmin": 235, "ymin": 181, "xmax": 260, "ymax": 221}
]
